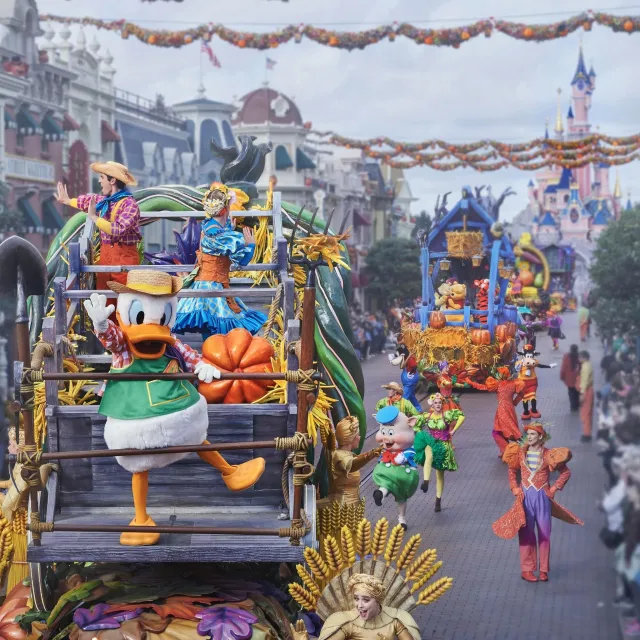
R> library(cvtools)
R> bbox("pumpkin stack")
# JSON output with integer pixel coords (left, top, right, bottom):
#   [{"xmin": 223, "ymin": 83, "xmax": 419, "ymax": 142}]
[{"xmin": 198, "ymin": 328, "xmax": 275, "ymax": 404}]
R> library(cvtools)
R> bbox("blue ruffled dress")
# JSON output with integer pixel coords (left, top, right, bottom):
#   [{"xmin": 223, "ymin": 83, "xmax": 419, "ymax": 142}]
[{"xmin": 173, "ymin": 218, "xmax": 267, "ymax": 339}]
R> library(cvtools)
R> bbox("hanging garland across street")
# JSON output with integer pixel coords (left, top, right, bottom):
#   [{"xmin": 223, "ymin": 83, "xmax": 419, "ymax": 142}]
[
  {"xmin": 40, "ymin": 11, "xmax": 640, "ymax": 51},
  {"xmin": 306, "ymin": 132, "xmax": 640, "ymax": 170}
]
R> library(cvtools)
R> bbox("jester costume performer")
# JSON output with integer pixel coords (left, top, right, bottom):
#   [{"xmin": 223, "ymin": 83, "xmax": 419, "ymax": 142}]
[
  {"xmin": 422, "ymin": 361, "xmax": 467, "ymax": 412},
  {"xmin": 375, "ymin": 382, "xmax": 420, "ymax": 417},
  {"xmin": 174, "ymin": 183, "xmax": 267, "ymax": 339},
  {"xmin": 388, "ymin": 343, "xmax": 422, "ymax": 411},
  {"xmin": 468, "ymin": 366, "xmax": 524, "ymax": 455},
  {"xmin": 414, "ymin": 393, "xmax": 464, "ymax": 512},
  {"xmin": 492, "ymin": 423, "xmax": 583, "ymax": 582},
  {"xmin": 515, "ymin": 344, "xmax": 556, "ymax": 420}
]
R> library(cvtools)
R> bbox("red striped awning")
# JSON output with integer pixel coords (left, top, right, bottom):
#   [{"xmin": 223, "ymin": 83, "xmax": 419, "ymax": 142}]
[
  {"xmin": 101, "ymin": 119, "xmax": 120, "ymax": 143},
  {"xmin": 63, "ymin": 113, "xmax": 80, "ymax": 131}
]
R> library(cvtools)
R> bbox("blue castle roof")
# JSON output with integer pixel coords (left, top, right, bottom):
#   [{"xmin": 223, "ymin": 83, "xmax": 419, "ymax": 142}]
[
  {"xmin": 567, "ymin": 105, "xmax": 574, "ymax": 119},
  {"xmin": 528, "ymin": 179, "xmax": 535, "ymax": 187},
  {"xmin": 593, "ymin": 201, "xmax": 612, "ymax": 225},
  {"xmin": 539, "ymin": 211, "xmax": 557, "ymax": 226},
  {"xmin": 557, "ymin": 167, "xmax": 573, "ymax": 189}
]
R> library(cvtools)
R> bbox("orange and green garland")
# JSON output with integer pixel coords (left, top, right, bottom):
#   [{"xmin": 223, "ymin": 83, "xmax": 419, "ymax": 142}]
[
  {"xmin": 308, "ymin": 132, "xmax": 640, "ymax": 171},
  {"xmin": 40, "ymin": 11, "xmax": 640, "ymax": 51}
]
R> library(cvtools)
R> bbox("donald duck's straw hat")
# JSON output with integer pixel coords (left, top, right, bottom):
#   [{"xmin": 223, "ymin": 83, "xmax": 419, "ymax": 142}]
[{"xmin": 107, "ymin": 270, "xmax": 182, "ymax": 296}]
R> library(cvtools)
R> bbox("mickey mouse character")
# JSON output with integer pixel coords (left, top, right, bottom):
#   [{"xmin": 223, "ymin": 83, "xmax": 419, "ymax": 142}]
[{"xmin": 515, "ymin": 344, "xmax": 557, "ymax": 420}]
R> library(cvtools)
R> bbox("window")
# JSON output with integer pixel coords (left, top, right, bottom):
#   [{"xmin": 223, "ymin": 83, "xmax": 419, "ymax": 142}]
[
  {"xmin": 16, "ymin": 131, "xmax": 25, "ymax": 148},
  {"xmin": 564, "ymin": 194, "xmax": 569, "ymax": 203},
  {"xmin": 41, "ymin": 136, "xmax": 49, "ymax": 153}
]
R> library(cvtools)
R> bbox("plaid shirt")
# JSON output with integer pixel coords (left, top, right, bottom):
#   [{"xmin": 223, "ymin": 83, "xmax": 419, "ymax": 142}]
[
  {"xmin": 74, "ymin": 193, "xmax": 142, "ymax": 245},
  {"xmin": 96, "ymin": 320, "xmax": 202, "ymax": 395}
]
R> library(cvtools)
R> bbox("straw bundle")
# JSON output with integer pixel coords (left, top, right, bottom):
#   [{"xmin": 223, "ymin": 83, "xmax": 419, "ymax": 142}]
[{"xmin": 445, "ymin": 231, "xmax": 484, "ymax": 259}]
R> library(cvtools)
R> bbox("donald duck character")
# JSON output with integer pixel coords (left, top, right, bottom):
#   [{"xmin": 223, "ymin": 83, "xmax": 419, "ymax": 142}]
[{"xmin": 84, "ymin": 269, "xmax": 266, "ymax": 546}]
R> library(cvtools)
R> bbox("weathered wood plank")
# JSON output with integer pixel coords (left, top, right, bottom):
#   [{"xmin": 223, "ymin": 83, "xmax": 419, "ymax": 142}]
[{"xmin": 27, "ymin": 512, "xmax": 304, "ymax": 563}]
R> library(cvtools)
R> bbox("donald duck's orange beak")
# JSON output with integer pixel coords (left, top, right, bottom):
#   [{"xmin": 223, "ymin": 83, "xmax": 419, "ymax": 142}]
[{"xmin": 116, "ymin": 312, "xmax": 176, "ymax": 360}]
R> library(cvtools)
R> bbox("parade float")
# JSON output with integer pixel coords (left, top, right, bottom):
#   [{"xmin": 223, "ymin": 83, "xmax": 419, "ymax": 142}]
[
  {"xmin": 540, "ymin": 244, "xmax": 577, "ymax": 312},
  {"xmin": 401, "ymin": 186, "xmax": 520, "ymax": 387},
  {"xmin": 506, "ymin": 233, "xmax": 551, "ymax": 318},
  {"xmin": 0, "ymin": 137, "xmax": 452, "ymax": 640}
]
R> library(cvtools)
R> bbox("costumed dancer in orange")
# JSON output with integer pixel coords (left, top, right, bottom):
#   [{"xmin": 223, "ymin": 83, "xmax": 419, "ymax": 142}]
[
  {"xmin": 422, "ymin": 361, "xmax": 469, "ymax": 412},
  {"xmin": 515, "ymin": 344, "xmax": 557, "ymax": 420},
  {"xmin": 492, "ymin": 423, "xmax": 583, "ymax": 583},
  {"xmin": 468, "ymin": 366, "xmax": 525, "ymax": 456}
]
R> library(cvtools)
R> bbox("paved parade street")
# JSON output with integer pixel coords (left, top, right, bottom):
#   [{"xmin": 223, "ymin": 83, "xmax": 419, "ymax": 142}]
[{"xmin": 360, "ymin": 313, "xmax": 617, "ymax": 640}]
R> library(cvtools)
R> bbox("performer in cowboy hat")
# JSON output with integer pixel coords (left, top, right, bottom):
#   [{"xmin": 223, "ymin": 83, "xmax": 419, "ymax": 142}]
[
  {"xmin": 375, "ymin": 382, "xmax": 420, "ymax": 417},
  {"xmin": 55, "ymin": 161, "xmax": 141, "ymax": 295}
]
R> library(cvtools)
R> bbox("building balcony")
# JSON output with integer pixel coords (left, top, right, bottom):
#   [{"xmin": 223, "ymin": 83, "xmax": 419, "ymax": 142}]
[{"xmin": 115, "ymin": 88, "xmax": 185, "ymax": 128}]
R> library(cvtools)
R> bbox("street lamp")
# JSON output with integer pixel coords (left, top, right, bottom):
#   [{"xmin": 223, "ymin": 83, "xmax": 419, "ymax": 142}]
[
  {"xmin": 440, "ymin": 258, "xmax": 451, "ymax": 271},
  {"xmin": 471, "ymin": 254, "xmax": 483, "ymax": 267}
]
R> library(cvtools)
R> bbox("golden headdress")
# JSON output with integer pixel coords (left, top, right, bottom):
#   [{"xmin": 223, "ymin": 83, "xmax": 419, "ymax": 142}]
[
  {"xmin": 348, "ymin": 574, "xmax": 385, "ymax": 602},
  {"xmin": 335, "ymin": 416, "xmax": 360, "ymax": 447}
]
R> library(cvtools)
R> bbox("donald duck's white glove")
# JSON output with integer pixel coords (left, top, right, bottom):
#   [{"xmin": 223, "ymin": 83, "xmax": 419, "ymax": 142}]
[
  {"xmin": 194, "ymin": 361, "xmax": 222, "ymax": 383},
  {"xmin": 83, "ymin": 293, "xmax": 114, "ymax": 334}
]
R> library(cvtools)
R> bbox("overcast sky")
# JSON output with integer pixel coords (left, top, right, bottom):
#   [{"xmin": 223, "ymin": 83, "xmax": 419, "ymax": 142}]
[{"xmin": 38, "ymin": 0, "xmax": 640, "ymax": 220}]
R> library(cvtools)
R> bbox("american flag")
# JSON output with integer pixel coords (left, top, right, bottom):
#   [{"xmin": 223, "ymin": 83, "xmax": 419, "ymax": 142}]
[
  {"xmin": 201, "ymin": 41, "xmax": 221, "ymax": 68},
  {"xmin": 266, "ymin": 57, "xmax": 277, "ymax": 70}
]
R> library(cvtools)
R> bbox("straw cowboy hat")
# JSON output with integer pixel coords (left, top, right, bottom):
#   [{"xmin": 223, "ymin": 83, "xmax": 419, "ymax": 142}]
[
  {"xmin": 90, "ymin": 161, "xmax": 138, "ymax": 187},
  {"xmin": 382, "ymin": 382, "xmax": 403, "ymax": 394},
  {"xmin": 107, "ymin": 270, "xmax": 182, "ymax": 296}
]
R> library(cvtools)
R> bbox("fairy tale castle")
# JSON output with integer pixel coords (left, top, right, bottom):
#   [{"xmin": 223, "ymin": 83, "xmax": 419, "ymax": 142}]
[{"xmin": 520, "ymin": 46, "xmax": 632, "ymax": 246}]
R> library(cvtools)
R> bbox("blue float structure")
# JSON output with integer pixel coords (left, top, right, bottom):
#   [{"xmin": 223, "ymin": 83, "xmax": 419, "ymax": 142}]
[{"xmin": 418, "ymin": 186, "xmax": 519, "ymax": 337}]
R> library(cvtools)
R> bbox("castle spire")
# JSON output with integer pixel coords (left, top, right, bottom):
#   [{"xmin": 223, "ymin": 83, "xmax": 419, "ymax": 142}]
[
  {"xmin": 571, "ymin": 42, "xmax": 589, "ymax": 85},
  {"xmin": 554, "ymin": 88, "xmax": 564, "ymax": 136},
  {"xmin": 614, "ymin": 170, "xmax": 622, "ymax": 199}
]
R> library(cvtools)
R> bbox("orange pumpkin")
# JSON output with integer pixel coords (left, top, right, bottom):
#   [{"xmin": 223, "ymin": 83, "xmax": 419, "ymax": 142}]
[
  {"xmin": 501, "ymin": 338, "xmax": 516, "ymax": 363},
  {"xmin": 518, "ymin": 269, "xmax": 534, "ymax": 287},
  {"xmin": 624, "ymin": 20, "xmax": 634, "ymax": 32},
  {"xmin": 505, "ymin": 321, "xmax": 517, "ymax": 338},
  {"xmin": 199, "ymin": 328, "xmax": 274, "ymax": 404},
  {"xmin": 523, "ymin": 27, "xmax": 534, "ymax": 39},
  {"xmin": 429, "ymin": 311, "xmax": 446, "ymax": 330},
  {"xmin": 471, "ymin": 329, "xmax": 491, "ymax": 346},
  {"xmin": 495, "ymin": 324, "xmax": 508, "ymax": 343}
]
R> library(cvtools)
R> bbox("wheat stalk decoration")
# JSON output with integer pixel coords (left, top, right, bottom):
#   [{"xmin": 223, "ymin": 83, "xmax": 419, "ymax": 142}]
[
  {"xmin": 371, "ymin": 518, "xmax": 389, "ymax": 560},
  {"xmin": 324, "ymin": 535, "xmax": 344, "ymax": 574},
  {"xmin": 340, "ymin": 526, "xmax": 356, "ymax": 567},
  {"xmin": 416, "ymin": 577, "xmax": 454, "ymax": 606},
  {"xmin": 384, "ymin": 525, "xmax": 405, "ymax": 566},
  {"xmin": 289, "ymin": 583, "xmax": 318, "ymax": 611},
  {"xmin": 410, "ymin": 561, "xmax": 443, "ymax": 593},
  {"xmin": 304, "ymin": 547, "xmax": 331, "ymax": 582},
  {"xmin": 355, "ymin": 518, "xmax": 372, "ymax": 560},
  {"xmin": 405, "ymin": 548, "xmax": 437, "ymax": 582},
  {"xmin": 296, "ymin": 564, "xmax": 321, "ymax": 597},
  {"xmin": 396, "ymin": 534, "xmax": 421, "ymax": 572}
]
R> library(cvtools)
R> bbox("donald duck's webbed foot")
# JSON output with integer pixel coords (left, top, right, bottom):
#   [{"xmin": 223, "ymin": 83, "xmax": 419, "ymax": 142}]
[
  {"xmin": 198, "ymin": 442, "xmax": 265, "ymax": 491},
  {"xmin": 120, "ymin": 516, "xmax": 160, "ymax": 546}
]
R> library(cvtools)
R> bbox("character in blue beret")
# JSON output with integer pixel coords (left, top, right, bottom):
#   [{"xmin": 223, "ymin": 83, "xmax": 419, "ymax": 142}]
[{"xmin": 372, "ymin": 405, "xmax": 420, "ymax": 530}]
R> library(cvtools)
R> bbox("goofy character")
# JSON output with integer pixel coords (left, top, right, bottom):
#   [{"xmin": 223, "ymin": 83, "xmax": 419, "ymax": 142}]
[
  {"xmin": 388, "ymin": 343, "xmax": 422, "ymax": 411},
  {"xmin": 515, "ymin": 344, "xmax": 557, "ymax": 420}
]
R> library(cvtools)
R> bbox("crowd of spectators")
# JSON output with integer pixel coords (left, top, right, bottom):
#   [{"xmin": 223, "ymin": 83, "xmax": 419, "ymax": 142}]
[{"xmin": 595, "ymin": 336, "xmax": 640, "ymax": 636}]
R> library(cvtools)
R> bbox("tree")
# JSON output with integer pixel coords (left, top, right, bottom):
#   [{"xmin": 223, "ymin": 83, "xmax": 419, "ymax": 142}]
[
  {"xmin": 590, "ymin": 208, "xmax": 640, "ymax": 339},
  {"xmin": 364, "ymin": 237, "xmax": 422, "ymax": 308},
  {"xmin": 410, "ymin": 210, "xmax": 432, "ymax": 239}
]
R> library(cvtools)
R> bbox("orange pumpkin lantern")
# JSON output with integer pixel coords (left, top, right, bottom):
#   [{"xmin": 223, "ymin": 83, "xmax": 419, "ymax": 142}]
[
  {"xmin": 429, "ymin": 311, "xmax": 446, "ymax": 330},
  {"xmin": 148, "ymin": 34, "xmax": 157, "ymax": 45},
  {"xmin": 523, "ymin": 27, "xmax": 534, "ymax": 39},
  {"xmin": 461, "ymin": 31, "xmax": 470, "ymax": 41},
  {"xmin": 238, "ymin": 39, "xmax": 247, "ymax": 48},
  {"xmin": 329, "ymin": 36, "xmax": 339, "ymax": 46},
  {"xmin": 424, "ymin": 36, "xmax": 434, "ymax": 45},
  {"xmin": 624, "ymin": 20, "xmax": 634, "ymax": 32},
  {"xmin": 471, "ymin": 329, "xmax": 491, "ymax": 346},
  {"xmin": 495, "ymin": 324, "xmax": 508, "ymax": 343},
  {"xmin": 505, "ymin": 321, "xmax": 517, "ymax": 338},
  {"xmin": 199, "ymin": 328, "xmax": 274, "ymax": 404}
]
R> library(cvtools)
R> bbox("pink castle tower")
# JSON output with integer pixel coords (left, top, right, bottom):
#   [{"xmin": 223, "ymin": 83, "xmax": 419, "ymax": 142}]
[{"xmin": 567, "ymin": 44, "xmax": 593, "ymax": 201}]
